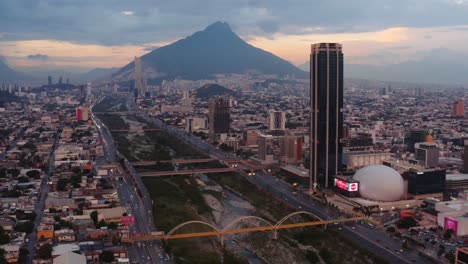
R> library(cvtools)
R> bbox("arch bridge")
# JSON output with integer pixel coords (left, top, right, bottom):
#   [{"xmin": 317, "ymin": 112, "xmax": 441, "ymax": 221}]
[{"xmin": 122, "ymin": 211, "xmax": 371, "ymax": 245}]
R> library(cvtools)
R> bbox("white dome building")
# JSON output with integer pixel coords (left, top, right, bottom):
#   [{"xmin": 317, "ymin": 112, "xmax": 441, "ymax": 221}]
[{"xmin": 353, "ymin": 165, "xmax": 405, "ymax": 202}]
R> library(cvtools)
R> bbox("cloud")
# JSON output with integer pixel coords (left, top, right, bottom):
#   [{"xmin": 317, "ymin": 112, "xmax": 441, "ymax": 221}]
[
  {"xmin": 121, "ymin": 10, "xmax": 134, "ymax": 16},
  {"xmin": 0, "ymin": 0, "xmax": 467, "ymax": 45},
  {"xmin": 26, "ymin": 54, "xmax": 49, "ymax": 60}
]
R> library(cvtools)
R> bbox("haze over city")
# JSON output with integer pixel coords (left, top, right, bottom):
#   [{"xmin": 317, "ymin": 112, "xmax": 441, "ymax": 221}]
[{"xmin": 1, "ymin": 1, "xmax": 468, "ymax": 264}]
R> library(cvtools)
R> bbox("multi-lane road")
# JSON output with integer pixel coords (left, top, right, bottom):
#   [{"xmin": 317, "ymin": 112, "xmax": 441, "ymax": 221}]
[{"xmin": 93, "ymin": 115, "xmax": 171, "ymax": 264}]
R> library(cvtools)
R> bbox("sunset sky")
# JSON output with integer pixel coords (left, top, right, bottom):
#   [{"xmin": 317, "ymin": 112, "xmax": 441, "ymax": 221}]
[{"xmin": 1, "ymin": 0, "xmax": 468, "ymax": 71}]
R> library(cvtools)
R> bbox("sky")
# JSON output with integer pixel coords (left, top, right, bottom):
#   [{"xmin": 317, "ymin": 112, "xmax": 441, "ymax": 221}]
[{"xmin": 1, "ymin": 0, "xmax": 468, "ymax": 72}]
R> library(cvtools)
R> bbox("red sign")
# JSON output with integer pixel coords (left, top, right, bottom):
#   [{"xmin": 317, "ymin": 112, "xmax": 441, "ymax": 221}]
[
  {"xmin": 348, "ymin": 183, "xmax": 358, "ymax": 192},
  {"xmin": 121, "ymin": 215, "xmax": 135, "ymax": 225},
  {"xmin": 444, "ymin": 217, "xmax": 458, "ymax": 236},
  {"xmin": 335, "ymin": 179, "xmax": 348, "ymax": 190}
]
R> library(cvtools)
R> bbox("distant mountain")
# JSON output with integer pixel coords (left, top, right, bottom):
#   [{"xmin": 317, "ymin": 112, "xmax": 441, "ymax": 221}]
[
  {"xmin": 114, "ymin": 22, "xmax": 307, "ymax": 81},
  {"xmin": 0, "ymin": 59, "xmax": 30, "ymax": 82},
  {"xmin": 298, "ymin": 48, "xmax": 468, "ymax": 85},
  {"xmin": 18, "ymin": 67, "xmax": 118, "ymax": 83},
  {"xmin": 195, "ymin": 83, "xmax": 237, "ymax": 99},
  {"xmin": 79, "ymin": 67, "xmax": 118, "ymax": 82}
]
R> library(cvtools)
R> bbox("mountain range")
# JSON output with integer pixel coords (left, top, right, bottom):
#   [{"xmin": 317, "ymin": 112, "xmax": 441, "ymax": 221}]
[
  {"xmin": 0, "ymin": 63, "xmax": 117, "ymax": 83},
  {"xmin": 113, "ymin": 22, "xmax": 308, "ymax": 81},
  {"xmin": 298, "ymin": 48, "xmax": 468, "ymax": 85}
]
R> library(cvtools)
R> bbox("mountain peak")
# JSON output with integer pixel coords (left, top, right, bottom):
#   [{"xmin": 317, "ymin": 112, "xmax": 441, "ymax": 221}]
[{"xmin": 204, "ymin": 21, "xmax": 232, "ymax": 33}]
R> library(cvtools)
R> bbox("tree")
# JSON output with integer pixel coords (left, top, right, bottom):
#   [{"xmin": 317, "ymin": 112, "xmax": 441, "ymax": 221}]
[
  {"xmin": 99, "ymin": 250, "xmax": 115, "ymax": 263},
  {"xmin": 96, "ymin": 219, "xmax": 108, "ymax": 229},
  {"xmin": 444, "ymin": 229, "xmax": 454, "ymax": 240},
  {"xmin": 56, "ymin": 178, "xmax": 69, "ymax": 191},
  {"xmin": 7, "ymin": 169, "xmax": 20, "ymax": 177},
  {"xmin": 90, "ymin": 211, "xmax": 98, "ymax": 226},
  {"xmin": 402, "ymin": 241, "xmax": 409, "ymax": 249},
  {"xmin": 0, "ymin": 248, "xmax": 7, "ymax": 264},
  {"xmin": 17, "ymin": 176, "xmax": 29, "ymax": 183},
  {"xmin": 0, "ymin": 227, "xmax": 9, "ymax": 245},
  {"xmin": 396, "ymin": 217, "xmax": 418, "ymax": 229},
  {"xmin": 26, "ymin": 170, "xmax": 41, "ymax": 179},
  {"xmin": 17, "ymin": 248, "xmax": 29, "ymax": 264},
  {"xmin": 386, "ymin": 226, "xmax": 396, "ymax": 233},
  {"xmin": 37, "ymin": 243, "xmax": 53, "ymax": 259},
  {"xmin": 14, "ymin": 221, "xmax": 34, "ymax": 233}
]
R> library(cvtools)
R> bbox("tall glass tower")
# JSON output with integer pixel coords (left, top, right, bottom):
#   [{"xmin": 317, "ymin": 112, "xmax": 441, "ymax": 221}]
[{"xmin": 310, "ymin": 43, "xmax": 344, "ymax": 189}]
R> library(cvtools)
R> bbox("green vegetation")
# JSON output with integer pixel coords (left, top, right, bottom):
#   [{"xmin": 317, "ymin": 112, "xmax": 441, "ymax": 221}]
[
  {"xmin": 143, "ymin": 177, "xmax": 220, "ymax": 263},
  {"xmin": 99, "ymin": 250, "xmax": 115, "ymax": 263},
  {"xmin": 396, "ymin": 217, "xmax": 418, "ymax": 229},
  {"xmin": 37, "ymin": 243, "xmax": 52, "ymax": 259},
  {"xmin": 92, "ymin": 97, "xmax": 127, "ymax": 112},
  {"xmin": 0, "ymin": 227, "xmax": 10, "ymax": 245}
]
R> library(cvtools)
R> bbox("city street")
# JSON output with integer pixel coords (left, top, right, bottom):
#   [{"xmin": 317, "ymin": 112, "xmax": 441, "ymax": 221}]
[{"xmin": 25, "ymin": 124, "xmax": 62, "ymax": 263}]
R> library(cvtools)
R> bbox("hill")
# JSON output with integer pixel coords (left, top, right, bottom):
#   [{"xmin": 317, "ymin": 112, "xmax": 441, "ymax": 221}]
[
  {"xmin": 113, "ymin": 22, "xmax": 307, "ymax": 81},
  {"xmin": 0, "ymin": 59, "xmax": 30, "ymax": 82},
  {"xmin": 195, "ymin": 84, "xmax": 237, "ymax": 99}
]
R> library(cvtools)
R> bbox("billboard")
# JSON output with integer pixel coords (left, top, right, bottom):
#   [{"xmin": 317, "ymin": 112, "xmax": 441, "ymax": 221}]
[
  {"xmin": 335, "ymin": 178, "xmax": 348, "ymax": 191},
  {"xmin": 121, "ymin": 215, "xmax": 135, "ymax": 225},
  {"xmin": 335, "ymin": 179, "xmax": 359, "ymax": 192},
  {"xmin": 444, "ymin": 217, "xmax": 458, "ymax": 236}
]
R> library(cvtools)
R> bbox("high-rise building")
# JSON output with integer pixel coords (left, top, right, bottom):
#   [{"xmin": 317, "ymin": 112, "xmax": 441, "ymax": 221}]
[
  {"xmin": 243, "ymin": 130, "xmax": 259, "ymax": 146},
  {"xmin": 134, "ymin": 56, "xmax": 145, "ymax": 98},
  {"xmin": 186, "ymin": 117, "xmax": 207, "ymax": 133},
  {"xmin": 258, "ymin": 133, "xmax": 275, "ymax": 164},
  {"xmin": 279, "ymin": 135, "xmax": 303, "ymax": 164},
  {"xmin": 209, "ymin": 98, "xmax": 230, "ymax": 141},
  {"xmin": 268, "ymin": 110, "xmax": 286, "ymax": 131},
  {"xmin": 463, "ymin": 140, "xmax": 468, "ymax": 173},
  {"xmin": 310, "ymin": 43, "xmax": 344, "ymax": 189},
  {"xmin": 453, "ymin": 99, "xmax": 465, "ymax": 117},
  {"xmin": 58, "ymin": 76, "xmax": 63, "ymax": 85},
  {"xmin": 406, "ymin": 129, "xmax": 427, "ymax": 153},
  {"xmin": 76, "ymin": 107, "xmax": 89, "ymax": 121},
  {"xmin": 415, "ymin": 143, "xmax": 439, "ymax": 168},
  {"xmin": 86, "ymin": 82, "xmax": 92, "ymax": 99},
  {"xmin": 48, "ymin": 75, "xmax": 52, "ymax": 85}
]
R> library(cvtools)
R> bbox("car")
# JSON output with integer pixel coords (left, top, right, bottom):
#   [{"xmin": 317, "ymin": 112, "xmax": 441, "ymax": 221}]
[
  {"xmin": 351, "ymin": 227, "xmax": 355, "ymax": 230},
  {"xmin": 376, "ymin": 239, "xmax": 381, "ymax": 242}
]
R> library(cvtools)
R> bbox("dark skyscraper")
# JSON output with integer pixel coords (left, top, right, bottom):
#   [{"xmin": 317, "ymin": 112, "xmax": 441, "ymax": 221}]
[
  {"xmin": 310, "ymin": 43, "xmax": 344, "ymax": 189},
  {"xmin": 209, "ymin": 97, "xmax": 230, "ymax": 142},
  {"xmin": 47, "ymin": 75, "xmax": 52, "ymax": 85},
  {"xmin": 58, "ymin": 76, "xmax": 63, "ymax": 84}
]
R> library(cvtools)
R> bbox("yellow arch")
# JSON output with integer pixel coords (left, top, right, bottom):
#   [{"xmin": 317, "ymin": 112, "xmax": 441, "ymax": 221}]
[
  {"xmin": 222, "ymin": 216, "xmax": 274, "ymax": 234},
  {"xmin": 164, "ymin": 221, "xmax": 221, "ymax": 239},
  {"xmin": 275, "ymin": 211, "xmax": 327, "ymax": 229}
]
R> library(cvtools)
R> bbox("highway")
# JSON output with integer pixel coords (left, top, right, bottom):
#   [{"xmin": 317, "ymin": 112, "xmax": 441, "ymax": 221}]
[
  {"xmin": 93, "ymin": 115, "xmax": 171, "ymax": 264},
  {"xmin": 129, "ymin": 104, "xmax": 432, "ymax": 264}
]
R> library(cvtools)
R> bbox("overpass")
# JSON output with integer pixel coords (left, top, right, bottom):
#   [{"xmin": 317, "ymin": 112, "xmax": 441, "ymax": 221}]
[
  {"xmin": 131, "ymin": 159, "xmax": 215, "ymax": 166},
  {"xmin": 138, "ymin": 167, "xmax": 238, "ymax": 177},
  {"xmin": 92, "ymin": 111, "xmax": 144, "ymax": 115},
  {"xmin": 110, "ymin": 128, "xmax": 161, "ymax": 132},
  {"xmin": 122, "ymin": 212, "xmax": 371, "ymax": 245}
]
